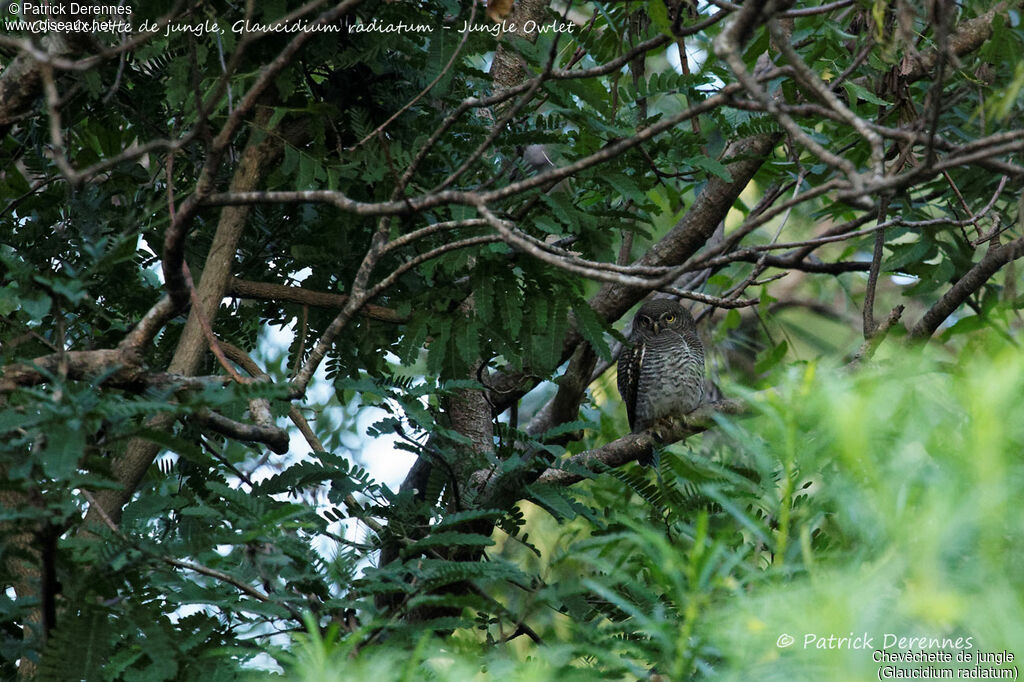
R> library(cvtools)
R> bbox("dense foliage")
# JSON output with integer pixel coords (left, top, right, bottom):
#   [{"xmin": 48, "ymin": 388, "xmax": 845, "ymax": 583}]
[
  {"xmin": 287, "ymin": 340, "xmax": 1024, "ymax": 680},
  {"xmin": 0, "ymin": 0, "xmax": 1022, "ymax": 679}
]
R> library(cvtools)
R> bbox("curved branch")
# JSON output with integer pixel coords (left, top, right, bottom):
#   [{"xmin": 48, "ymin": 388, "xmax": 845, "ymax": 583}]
[
  {"xmin": 0, "ymin": 347, "xmax": 237, "ymax": 393},
  {"xmin": 536, "ymin": 399, "xmax": 747, "ymax": 486},
  {"xmin": 909, "ymin": 237, "xmax": 1024, "ymax": 341},
  {"xmin": 163, "ymin": 0, "xmax": 365, "ymax": 312},
  {"xmin": 203, "ymin": 86, "xmax": 740, "ymax": 216},
  {"xmin": 899, "ymin": 3, "xmax": 1008, "ymax": 83},
  {"xmin": 289, "ymin": 234, "xmax": 502, "ymax": 396},
  {"xmin": 80, "ymin": 489, "xmax": 278, "ymax": 609},
  {"xmin": 118, "ymin": 297, "xmax": 176, "ymax": 352},
  {"xmin": 470, "ymin": 399, "xmax": 748, "ymax": 496},
  {"xmin": 476, "ymin": 203, "xmax": 664, "ymax": 288},
  {"xmin": 0, "ymin": 348, "xmax": 144, "ymax": 392},
  {"xmin": 192, "ymin": 408, "xmax": 290, "ymax": 455}
]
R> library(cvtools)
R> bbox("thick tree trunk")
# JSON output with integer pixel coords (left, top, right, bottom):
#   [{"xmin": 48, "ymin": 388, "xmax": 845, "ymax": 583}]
[{"xmin": 86, "ymin": 109, "xmax": 294, "ymax": 527}]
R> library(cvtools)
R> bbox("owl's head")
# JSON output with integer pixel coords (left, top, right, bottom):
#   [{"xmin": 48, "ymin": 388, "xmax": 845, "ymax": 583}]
[{"xmin": 631, "ymin": 299, "xmax": 696, "ymax": 338}]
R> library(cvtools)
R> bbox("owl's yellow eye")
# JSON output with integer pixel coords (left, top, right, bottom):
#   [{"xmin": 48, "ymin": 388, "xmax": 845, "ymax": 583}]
[{"xmin": 664, "ymin": 314, "xmax": 676, "ymax": 323}]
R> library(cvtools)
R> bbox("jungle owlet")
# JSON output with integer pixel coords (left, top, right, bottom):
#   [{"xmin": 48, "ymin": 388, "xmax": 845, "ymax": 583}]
[{"xmin": 617, "ymin": 299, "xmax": 705, "ymax": 464}]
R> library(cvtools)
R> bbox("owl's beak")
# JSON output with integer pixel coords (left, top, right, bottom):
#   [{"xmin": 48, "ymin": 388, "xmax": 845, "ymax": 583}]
[{"xmin": 652, "ymin": 321, "xmax": 661, "ymax": 335}]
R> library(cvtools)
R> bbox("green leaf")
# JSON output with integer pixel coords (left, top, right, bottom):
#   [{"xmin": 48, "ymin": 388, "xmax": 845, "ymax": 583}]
[
  {"xmin": 403, "ymin": 531, "xmax": 495, "ymax": 555},
  {"xmin": 571, "ymin": 299, "xmax": 612, "ymax": 361},
  {"xmin": 527, "ymin": 483, "xmax": 579, "ymax": 521},
  {"xmin": 497, "ymin": 283, "xmax": 524, "ymax": 338},
  {"xmin": 754, "ymin": 340, "xmax": 788, "ymax": 374},
  {"xmin": 940, "ymin": 314, "xmax": 986, "ymax": 339},
  {"xmin": 843, "ymin": 80, "xmax": 891, "ymax": 107},
  {"xmin": 647, "ymin": 0, "xmax": 673, "ymax": 36},
  {"xmin": 885, "ymin": 237, "xmax": 938, "ymax": 271},
  {"xmin": 688, "ymin": 156, "xmax": 733, "ymax": 182},
  {"xmin": 603, "ymin": 172, "xmax": 647, "ymax": 204},
  {"xmin": 987, "ymin": 61, "xmax": 1024, "ymax": 122},
  {"xmin": 21, "ymin": 293, "xmax": 52, "ymax": 321},
  {"xmin": 0, "ymin": 283, "xmax": 21, "ymax": 316},
  {"xmin": 453, "ymin": 318, "xmax": 482, "ymax": 368},
  {"xmin": 473, "ymin": 271, "xmax": 495, "ymax": 324},
  {"xmin": 41, "ymin": 424, "xmax": 84, "ymax": 479},
  {"xmin": 434, "ymin": 509, "xmax": 505, "ymax": 529},
  {"xmin": 722, "ymin": 308, "xmax": 742, "ymax": 332},
  {"xmin": 426, "ymin": 321, "xmax": 452, "ymax": 378}
]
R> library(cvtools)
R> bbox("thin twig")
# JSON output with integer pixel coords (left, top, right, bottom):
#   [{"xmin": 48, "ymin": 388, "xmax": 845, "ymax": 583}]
[
  {"xmin": 661, "ymin": 288, "xmax": 759, "ymax": 309},
  {"xmin": 768, "ymin": 18, "xmax": 884, "ymax": 178},
  {"xmin": 80, "ymin": 489, "xmax": 277, "ymax": 606},
  {"xmin": 850, "ymin": 304, "xmax": 904, "ymax": 366},
  {"xmin": 350, "ymin": 1, "xmax": 477, "ymax": 150},
  {"xmin": 862, "ymin": 196, "xmax": 890, "ymax": 339}
]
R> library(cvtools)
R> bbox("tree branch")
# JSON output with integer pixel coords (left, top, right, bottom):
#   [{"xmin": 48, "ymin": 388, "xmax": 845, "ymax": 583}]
[
  {"xmin": 89, "ymin": 109, "xmax": 300, "ymax": 528},
  {"xmin": 227, "ymin": 277, "xmax": 406, "ymax": 323},
  {"xmin": 203, "ymin": 87, "xmax": 741, "ymax": 216},
  {"xmin": 536, "ymin": 399, "xmax": 747, "ymax": 486},
  {"xmin": 0, "ymin": 348, "xmax": 144, "ymax": 392},
  {"xmin": 471, "ymin": 399, "xmax": 748, "ymax": 495},
  {"xmin": 909, "ymin": 237, "xmax": 1024, "ymax": 340},
  {"xmin": 162, "ymin": 0, "xmax": 365, "ymax": 312},
  {"xmin": 862, "ymin": 198, "xmax": 890, "ymax": 339},
  {"xmin": 192, "ymin": 408, "xmax": 290, "ymax": 455},
  {"xmin": 80, "ymin": 489, "xmax": 278, "ymax": 608}
]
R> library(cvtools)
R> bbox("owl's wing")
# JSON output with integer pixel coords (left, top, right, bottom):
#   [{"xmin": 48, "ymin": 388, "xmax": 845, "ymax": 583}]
[{"xmin": 617, "ymin": 342, "xmax": 643, "ymax": 432}]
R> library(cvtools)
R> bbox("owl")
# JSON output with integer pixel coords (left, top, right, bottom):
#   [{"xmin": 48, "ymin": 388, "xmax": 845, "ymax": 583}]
[{"xmin": 617, "ymin": 299, "xmax": 705, "ymax": 463}]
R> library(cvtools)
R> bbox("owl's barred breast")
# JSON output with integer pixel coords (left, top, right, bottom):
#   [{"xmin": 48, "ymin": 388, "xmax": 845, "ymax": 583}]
[
  {"xmin": 632, "ymin": 330, "xmax": 705, "ymax": 432},
  {"xmin": 617, "ymin": 299, "xmax": 707, "ymax": 438}
]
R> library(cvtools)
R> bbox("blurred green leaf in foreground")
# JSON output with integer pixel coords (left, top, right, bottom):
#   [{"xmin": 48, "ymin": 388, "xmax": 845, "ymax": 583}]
[{"xmin": 282, "ymin": 333, "xmax": 1024, "ymax": 681}]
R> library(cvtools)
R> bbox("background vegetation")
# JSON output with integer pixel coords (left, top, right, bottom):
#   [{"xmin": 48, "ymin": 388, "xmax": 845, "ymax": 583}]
[{"xmin": 0, "ymin": 0, "xmax": 1022, "ymax": 679}]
